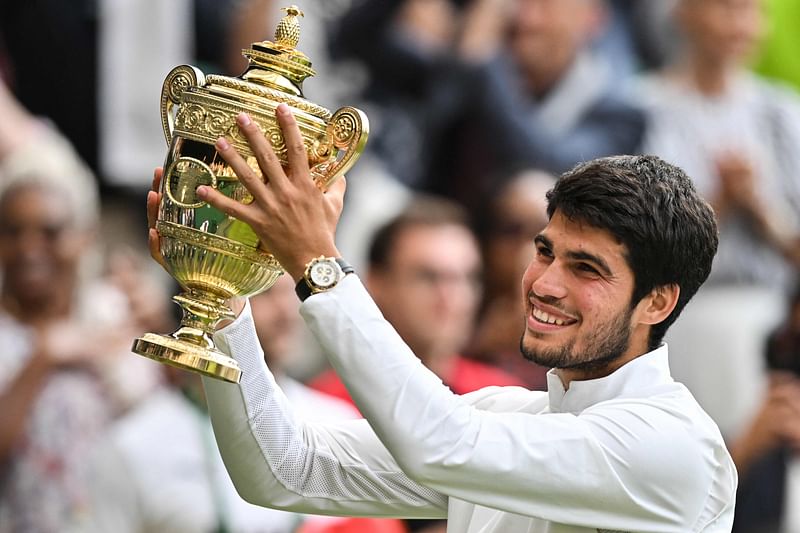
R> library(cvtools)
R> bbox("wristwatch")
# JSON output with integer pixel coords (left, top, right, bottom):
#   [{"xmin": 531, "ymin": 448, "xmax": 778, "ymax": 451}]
[{"xmin": 295, "ymin": 256, "xmax": 355, "ymax": 302}]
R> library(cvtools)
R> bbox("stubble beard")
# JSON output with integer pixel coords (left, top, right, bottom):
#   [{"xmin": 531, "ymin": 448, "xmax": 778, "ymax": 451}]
[{"xmin": 519, "ymin": 306, "xmax": 634, "ymax": 373}]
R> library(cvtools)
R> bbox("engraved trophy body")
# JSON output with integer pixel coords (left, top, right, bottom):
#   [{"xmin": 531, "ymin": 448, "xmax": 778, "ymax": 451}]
[{"xmin": 132, "ymin": 6, "xmax": 368, "ymax": 383}]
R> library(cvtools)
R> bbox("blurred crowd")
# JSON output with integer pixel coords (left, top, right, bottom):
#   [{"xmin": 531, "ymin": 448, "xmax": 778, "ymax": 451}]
[{"xmin": 1, "ymin": 0, "xmax": 799, "ymax": 532}]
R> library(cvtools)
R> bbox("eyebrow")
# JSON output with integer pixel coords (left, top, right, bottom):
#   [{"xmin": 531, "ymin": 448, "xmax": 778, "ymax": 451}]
[{"xmin": 534, "ymin": 233, "xmax": 614, "ymax": 277}]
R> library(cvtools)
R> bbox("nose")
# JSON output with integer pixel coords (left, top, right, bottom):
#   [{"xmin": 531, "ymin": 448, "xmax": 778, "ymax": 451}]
[{"xmin": 525, "ymin": 259, "xmax": 568, "ymax": 301}]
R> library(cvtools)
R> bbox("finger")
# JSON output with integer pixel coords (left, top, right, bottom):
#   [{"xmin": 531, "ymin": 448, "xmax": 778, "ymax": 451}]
[
  {"xmin": 146, "ymin": 190, "xmax": 160, "ymax": 230},
  {"xmin": 325, "ymin": 175, "xmax": 347, "ymax": 215},
  {"xmin": 215, "ymin": 134, "xmax": 272, "ymax": 205},
  {"xmin": 276, "ymin": 104, "xmax": 310, "ymax": 181},
  {"xmin": 152, "ymin": 167, "xmax": 163, "ymax": 192},
  {"xmin": 197, "ymin": 184, "xmax": 257, "ymax": 225},
  {"xmin": 148, "ymin": 228, "xmax": 167, "ymax": 271},
  {"xmin": 235, "ymin": 113, "xmax": 289, "ymax": 190}
]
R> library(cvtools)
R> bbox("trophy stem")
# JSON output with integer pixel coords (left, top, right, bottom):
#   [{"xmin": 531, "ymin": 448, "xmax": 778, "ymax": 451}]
[
  {"xmin": 173, "ymin": 290, "xmax": 235, "ymax": 347},
  {"xmin": 131, "ymin": 289, "xmax": 242, "ymax": 383}
]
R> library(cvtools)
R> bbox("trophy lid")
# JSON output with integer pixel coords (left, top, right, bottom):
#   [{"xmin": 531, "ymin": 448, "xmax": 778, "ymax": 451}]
[{"xmin": 240, "ymin": 5, "xmax": 316, "ymax": 96}]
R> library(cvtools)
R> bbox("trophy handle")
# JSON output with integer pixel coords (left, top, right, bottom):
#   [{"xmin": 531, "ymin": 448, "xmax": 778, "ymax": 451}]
[
  {"xmin": 160, "ymin": 65, "xmax": 206, "ymax": 145},
  {"xmin": 313, "ymin": 107, "xmax": 369, "ymax": 190}
]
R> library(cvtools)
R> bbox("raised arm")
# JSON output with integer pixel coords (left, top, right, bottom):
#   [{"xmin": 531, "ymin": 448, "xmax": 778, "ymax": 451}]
[{"xmin": 201, "ymin": 300, "xmax": 447, "ymax": 518}]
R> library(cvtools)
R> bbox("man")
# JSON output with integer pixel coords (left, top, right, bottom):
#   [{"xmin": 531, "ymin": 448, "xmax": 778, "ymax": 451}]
[
  {"xmin": 311, "ymin": 197, "xmax": 523, "ymax": 405},
  {"xmin": 147, "ymin": 108, "xmax": 736, "ymax": 531}
]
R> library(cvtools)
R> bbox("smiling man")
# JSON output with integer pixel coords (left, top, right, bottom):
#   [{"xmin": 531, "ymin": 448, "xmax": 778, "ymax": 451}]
[{"xmin": 148, "ymin": 108, "xmax": 737, "ymax": 532}]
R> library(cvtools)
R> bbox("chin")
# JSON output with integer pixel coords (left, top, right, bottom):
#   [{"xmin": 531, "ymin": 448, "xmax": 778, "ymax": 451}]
[{"xmin": 520, "ymin": 335, "xmax": 567, "ymax": 368}]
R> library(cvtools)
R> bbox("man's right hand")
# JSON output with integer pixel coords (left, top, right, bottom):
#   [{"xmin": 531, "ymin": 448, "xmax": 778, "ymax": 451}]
[
  {"xmin": 147, "ymin": 167, "xmax": 167, "ymax": 270},
  {"xmin": 148, "ymin": 167, "xmax": 247, "ymax": 320}
]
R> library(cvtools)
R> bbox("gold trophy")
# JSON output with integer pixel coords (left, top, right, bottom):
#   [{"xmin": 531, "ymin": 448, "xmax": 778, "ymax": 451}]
[{"xmin": 132, "ymin": 5, "xmax": 368, "ymax": 383}]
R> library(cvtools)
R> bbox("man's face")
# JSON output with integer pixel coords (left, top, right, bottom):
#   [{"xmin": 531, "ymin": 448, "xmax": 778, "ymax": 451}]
[
  {"xmin": 0, "ymin": 186, "xmax": 85, "ymax": 304},
  {"xmin": 678, "ymin": 0, "xmax": 764, "ymax": 65},
  {"xmin": 520, "ymin": 211, "xmax": 642, "ymax": 371},
  {"xmin": 509, "ymin": 0, "xmax": 602, "ymax": 86},
  {"xmin": 369, "ymin": 224, "xmax": 482, "ymax": 359},
  {"xmin": 251, "ymin": 274, "xmax": 301, "ymax": 368}
]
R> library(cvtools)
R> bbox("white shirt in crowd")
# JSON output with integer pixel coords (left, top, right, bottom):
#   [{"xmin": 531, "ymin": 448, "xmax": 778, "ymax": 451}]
[
  {"xmin": 84, "ymin": 379, "xmax": 357, "ymax": 533},
  {"xmin": 202, "ymin": 275, "xmax": 736, "ymax": 533}
]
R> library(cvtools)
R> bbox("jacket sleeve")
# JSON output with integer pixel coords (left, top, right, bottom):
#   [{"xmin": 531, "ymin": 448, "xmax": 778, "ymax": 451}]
[{"xmin": 201, "ymin": 300, "xmax": 448, "ymax": 519}]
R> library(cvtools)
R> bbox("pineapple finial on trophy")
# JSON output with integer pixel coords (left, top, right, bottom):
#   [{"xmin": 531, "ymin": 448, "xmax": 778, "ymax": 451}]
[{"xmin": 275, "ymin": 5, "xmax": 304, "ymax": 49}]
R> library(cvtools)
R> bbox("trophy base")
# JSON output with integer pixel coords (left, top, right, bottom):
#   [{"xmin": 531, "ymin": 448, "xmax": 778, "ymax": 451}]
[{"xmin": 132, "ymin": 332, "xmax": 242, "ymax": 384}]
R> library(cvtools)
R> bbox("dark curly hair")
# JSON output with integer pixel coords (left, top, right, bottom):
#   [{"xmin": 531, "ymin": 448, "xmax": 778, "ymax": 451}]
[{"xmin": 546, "ymin": 155, "xmax": 719, "ymax": 350}]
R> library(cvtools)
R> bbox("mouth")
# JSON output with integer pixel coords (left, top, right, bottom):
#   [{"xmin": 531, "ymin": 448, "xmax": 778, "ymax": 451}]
[{"xmin": 527, "ymin": 302, "xmax": 578, "ymax": 332}]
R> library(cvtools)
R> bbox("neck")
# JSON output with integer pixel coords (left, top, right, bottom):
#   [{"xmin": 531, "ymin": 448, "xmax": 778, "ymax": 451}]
[
  {"xmin": 521, "ymin": 55, "xmax": 575, "ymax": 100},
  {"xmin": 525, "ymin": 71, "xmax": 561, "ymax": 100},
  {"xmin": 522, "ymin": 54, "xmax": 579, "ymax": 100}
]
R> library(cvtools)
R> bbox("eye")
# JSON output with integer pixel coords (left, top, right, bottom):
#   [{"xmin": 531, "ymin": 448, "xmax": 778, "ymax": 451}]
[
  {"xmin": 535, "ymin": 243, "xmax": 553, "ymax": 260},
  {"xmin": 575, "ymin": 263, "xmax": 601, "ymax": 276}
]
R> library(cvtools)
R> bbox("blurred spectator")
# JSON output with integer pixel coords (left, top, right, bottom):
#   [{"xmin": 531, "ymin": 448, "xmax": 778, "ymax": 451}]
[
  {"xmin": 311, "ymin": 196, "xmax": 523, "ymax": 403},
  {"xmin": 639, "ymin": 0, "xmax": 800, "ymax": 289},
  {"xmin": 330, "ymin": 0, "xmax": 646, "ymax": 212},
  {"xmin": 0, "ymin": 88, "xmax": 161, "ymax": 531},
  {"xmin": 470, "ymin": 170, "xmax": 554, "ymax": 390},
  {"xmin": 310, "ymin": 196, "xmax": 522, "ymax": 533},
  {"xmin": 728, "ymin": 284, "xmax": 800, "ymax": 533},
  {"xmin": 85, "ymin": 275, "xmax": 357, "ymax": 533}
]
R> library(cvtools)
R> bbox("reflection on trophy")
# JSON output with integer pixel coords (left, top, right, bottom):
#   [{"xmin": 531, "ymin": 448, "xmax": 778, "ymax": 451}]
[{"xmin": 132, "ymin": 5, "xmax": 369, "ymax": 383}]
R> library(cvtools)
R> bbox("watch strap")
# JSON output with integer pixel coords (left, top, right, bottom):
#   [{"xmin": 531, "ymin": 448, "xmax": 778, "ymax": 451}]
[{"xmin": 295, "ymin": 257, "xmax": 354, "ymax": 302}]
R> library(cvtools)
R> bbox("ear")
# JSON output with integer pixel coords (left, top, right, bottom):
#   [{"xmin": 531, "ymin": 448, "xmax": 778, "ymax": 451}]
[{"xmin": 636, "ymin": 284, "xmax": 680, "ymax": 326}]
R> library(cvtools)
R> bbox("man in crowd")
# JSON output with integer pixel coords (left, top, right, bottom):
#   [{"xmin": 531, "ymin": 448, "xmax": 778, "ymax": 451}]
[{"xmin": 311, "ymin": 196, "xmax": 522, "ymax": 405}]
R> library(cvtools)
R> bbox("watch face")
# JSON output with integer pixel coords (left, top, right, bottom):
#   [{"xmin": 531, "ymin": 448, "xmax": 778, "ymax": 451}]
[{"xmin": 309, "ymin": 260, "xmax": 340, "ymax": 288}]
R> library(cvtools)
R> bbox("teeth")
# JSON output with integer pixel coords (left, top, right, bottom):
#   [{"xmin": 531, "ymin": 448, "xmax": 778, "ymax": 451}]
[{"xmin": 533, "ymin": 307, "xmax": 568, "ymax": 326}]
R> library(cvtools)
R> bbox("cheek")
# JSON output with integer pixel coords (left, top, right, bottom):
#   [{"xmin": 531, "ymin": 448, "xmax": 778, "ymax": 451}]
[
  {"xmin": 520, "ymin": 262, "xmax": 538, "ymax": 297},
  {"xmin": 520, "ymin": 260, "xmax": 547, "ymax": 307}
]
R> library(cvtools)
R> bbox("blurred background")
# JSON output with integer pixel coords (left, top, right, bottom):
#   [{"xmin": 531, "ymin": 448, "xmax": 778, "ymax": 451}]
[{"xmin": 1, "ymin": 0, "xmax": 799, "ymax": 532}]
